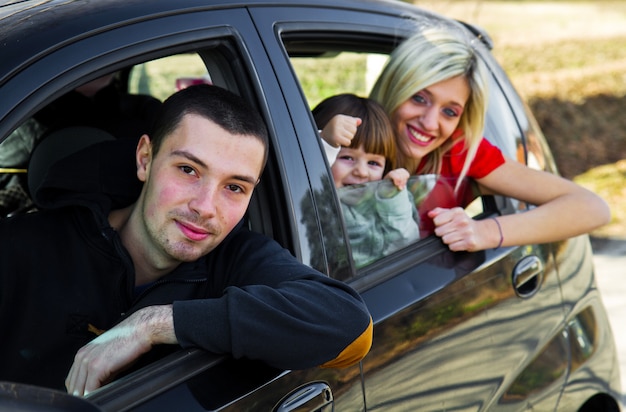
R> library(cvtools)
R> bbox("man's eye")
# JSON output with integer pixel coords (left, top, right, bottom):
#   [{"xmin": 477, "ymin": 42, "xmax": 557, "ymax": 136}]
[
  {"xmin": 180, "ymin": 165, "xmax": 196, "ymax": 175},
  {"xmin": 227, "ymin": 184, "xmax": 243, "ymax": 193}
]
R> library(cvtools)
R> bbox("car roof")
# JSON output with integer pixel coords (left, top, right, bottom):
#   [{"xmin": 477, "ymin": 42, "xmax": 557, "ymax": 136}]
[{"xmin": 0, "ymin": 0, "xmax": 429, "ymax": 86}]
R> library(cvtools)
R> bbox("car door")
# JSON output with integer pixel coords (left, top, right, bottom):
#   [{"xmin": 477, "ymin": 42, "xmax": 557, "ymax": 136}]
[
  {"xmin": 250, "ymin": 4, "xmax": 569, "ymax": 410},
  {"xmin": 0, "ymin": 4, "xmax": 370, "ymax": 410}
]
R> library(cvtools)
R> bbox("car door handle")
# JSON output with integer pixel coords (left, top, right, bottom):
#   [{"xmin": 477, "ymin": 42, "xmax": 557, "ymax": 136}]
[
  {"xmin": 273, "ymin": 381, "xmax": 334, "ymax": 412},
  {"xmin": 512, "ymin": 255, "xmax": 544, "ymax": 298}
]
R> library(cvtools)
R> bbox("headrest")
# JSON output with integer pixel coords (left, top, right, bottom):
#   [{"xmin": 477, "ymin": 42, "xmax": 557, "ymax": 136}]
[{"xmin": 28, "ymin": 126, "xmax": 115, "ymax": 200}]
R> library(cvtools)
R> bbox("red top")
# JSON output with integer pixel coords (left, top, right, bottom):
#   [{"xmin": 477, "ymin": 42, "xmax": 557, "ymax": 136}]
[
  {"xmin": 416, "ymin": 136, "xmax": 506, "ymax": 236},
  {"xmin": 417, "ymin": 135, "xmax": 505, "ymax": 179}
]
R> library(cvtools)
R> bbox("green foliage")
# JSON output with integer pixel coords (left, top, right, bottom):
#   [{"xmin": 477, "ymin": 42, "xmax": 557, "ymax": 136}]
[
  {"xmin": 290, "ymin": 53, "xmax": 370, "ymax": 109},
  {"xmin": 128, "ymin": 54, "xmax": 208, "ymax": 101}
]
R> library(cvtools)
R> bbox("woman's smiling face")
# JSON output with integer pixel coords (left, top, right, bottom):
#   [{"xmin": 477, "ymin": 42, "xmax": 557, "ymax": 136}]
[{"xmin": 391, "ymin": 75, "xmax": 470, "ymax": 162}]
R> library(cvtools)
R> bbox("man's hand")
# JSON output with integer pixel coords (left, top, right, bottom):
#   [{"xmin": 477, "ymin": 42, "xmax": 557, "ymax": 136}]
[
  {"xmin": 320, "ymin": 114, "xmax": 361, "ymax": 148},
  {"xmin": 66, "ymin": 304, "xmax": 177, "ymax": 397}
]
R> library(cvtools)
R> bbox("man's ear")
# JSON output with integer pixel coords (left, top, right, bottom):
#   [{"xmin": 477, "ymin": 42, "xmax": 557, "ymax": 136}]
[{"xmin": 136, "ymin": 134, "xmax": 152, "ymax": 183}]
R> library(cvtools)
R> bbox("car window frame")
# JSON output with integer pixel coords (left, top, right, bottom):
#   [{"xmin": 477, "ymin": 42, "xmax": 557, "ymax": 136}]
[
  {"xmin": 272, "ymin": 27, "xmax": 521, "ymax": 282},
  {"xmin": 249, "ymin": 14, "xmax": 539, "ymax": 294}
]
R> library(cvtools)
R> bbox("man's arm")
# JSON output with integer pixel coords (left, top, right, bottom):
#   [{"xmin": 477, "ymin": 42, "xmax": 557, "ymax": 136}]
[
  {"xmin": 65, "ymin": 305, "xmax": 176, "ymax": 397},
  {"xmin": 66, "ymin": 228, "xmax": 373, "ymax": 397},
  {"xmin": 173, "ymin": 228, "xmax": 373, "ymax": 371}
]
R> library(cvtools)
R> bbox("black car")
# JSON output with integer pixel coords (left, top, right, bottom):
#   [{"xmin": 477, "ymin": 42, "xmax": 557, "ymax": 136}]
[{"xmin": 0, "ymin": 0, "xmax": 621, "ymax": 411}]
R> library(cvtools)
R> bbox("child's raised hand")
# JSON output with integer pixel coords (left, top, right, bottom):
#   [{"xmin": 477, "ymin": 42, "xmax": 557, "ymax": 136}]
[
  {"xmin": 384, "ymin": 168, "xmax": 410, "ymax": 190},
  {"xmin": 320, "ymin": 114, "xmax": 362, "ymax": 148}
]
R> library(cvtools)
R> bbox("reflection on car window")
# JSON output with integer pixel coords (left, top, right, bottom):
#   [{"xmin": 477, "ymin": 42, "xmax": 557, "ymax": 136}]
[
  {"xmin": 339, "ymin": 174, "xmax": 479, "ymax": 268},
  {"xmin": 337, "ymin": 178, "xmax": 420, "ymax": 268}
]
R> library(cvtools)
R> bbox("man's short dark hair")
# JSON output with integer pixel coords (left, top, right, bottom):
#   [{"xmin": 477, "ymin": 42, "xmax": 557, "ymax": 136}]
[{"xmin": 150, "ymin": 84, "xmax": 269, "ymax": 167}]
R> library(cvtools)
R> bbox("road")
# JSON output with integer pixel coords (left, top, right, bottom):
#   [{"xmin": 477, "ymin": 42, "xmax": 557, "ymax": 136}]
[{"xmin": 591, "ymin": 237, "xmax": 626, "ymax": 402}]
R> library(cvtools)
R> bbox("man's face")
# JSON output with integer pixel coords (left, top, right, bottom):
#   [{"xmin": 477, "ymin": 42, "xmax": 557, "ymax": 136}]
[{"xmin": 136, "ymin": 113, "xmax": 264, "ymax": 264}]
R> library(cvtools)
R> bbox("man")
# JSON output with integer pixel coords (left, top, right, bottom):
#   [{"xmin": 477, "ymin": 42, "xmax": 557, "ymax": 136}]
[{"xmin": 0, "ymin": 85, "xmax": 373, "ymax": 396}]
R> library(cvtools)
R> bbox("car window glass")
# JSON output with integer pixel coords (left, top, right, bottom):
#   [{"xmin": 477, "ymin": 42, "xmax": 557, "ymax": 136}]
[
  {"xmin": 482, "ymin": 67, "xmax": 532, "ymax": 214},
  {"xmin": 338, "ymin": 174, "xmax": 478, "ymax": 268},
  {"xmin": 483, "ymin": 73, "xmax": 520, "ymax": 162},
  {"xmin": 0, "ymin": 122, "xmax": 37, "ymax": 216}
]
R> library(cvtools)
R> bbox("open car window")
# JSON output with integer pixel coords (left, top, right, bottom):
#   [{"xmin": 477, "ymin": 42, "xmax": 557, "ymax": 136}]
[
  {"xmin": 281, "ymin": 32, "xmax": 520, "ymax": 278},
  {"xmin": 127, "ymin": 53, "xmax": 212, "ymax": 101}
]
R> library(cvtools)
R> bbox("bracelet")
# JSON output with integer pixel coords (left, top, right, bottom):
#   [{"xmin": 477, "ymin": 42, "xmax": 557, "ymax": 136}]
[{"xmin": 491, "ymin": 217, "xmax": 503, "ymax": 249}]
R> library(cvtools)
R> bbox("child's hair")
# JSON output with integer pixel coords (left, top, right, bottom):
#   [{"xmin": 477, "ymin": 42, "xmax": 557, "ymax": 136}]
[
  {"xmin": 370, "ymin": 24, "xmax": 489, "ymax": 186},
  {"xmin": 312, "ymin": 93, "xmax": 397, "ymax": 174}
]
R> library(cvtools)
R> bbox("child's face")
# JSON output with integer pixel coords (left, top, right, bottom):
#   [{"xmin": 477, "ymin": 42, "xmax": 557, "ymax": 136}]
[{"xmin": 331, "ymin": 146, "xmax": 386, "ymax": 188}]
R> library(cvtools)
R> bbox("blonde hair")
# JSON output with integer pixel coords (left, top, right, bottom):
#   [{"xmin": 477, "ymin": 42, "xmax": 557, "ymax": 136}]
[
  {"xmin": 313, "ymin": 93, "xmax": 397, "ymax": 174},
  {"xmin": 370, "ymin": 24, "xmax": 489, "ymax": 186}
]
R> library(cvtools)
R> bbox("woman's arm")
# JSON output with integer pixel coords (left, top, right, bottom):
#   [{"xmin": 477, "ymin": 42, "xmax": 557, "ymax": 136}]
[{"xmin": 428, "ymin": 157, "xmax": 610, "ymax": 251}]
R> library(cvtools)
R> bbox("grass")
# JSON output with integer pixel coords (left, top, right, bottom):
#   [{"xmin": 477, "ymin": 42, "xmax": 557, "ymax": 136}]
[{"xmin": 576, "ymin": 161, "xmax": 626, "ymax": 238}]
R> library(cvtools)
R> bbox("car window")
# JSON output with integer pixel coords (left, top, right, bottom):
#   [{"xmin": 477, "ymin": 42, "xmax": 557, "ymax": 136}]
[
  {"xmin": 285, "ymin": 35, "xmax": 488, "ymax": 274},
  {"xmin": 483, "ymin": 73, "xmax": 520, "ymax": 161},
  {"xmin": 127, "ymin": 53, "xmax": 211, "ymax": 101},
  {"xmin": 0, "ymin": 29, "xmax": 295, "ymax": 405},
  {"xmin": 290, "ymin": 51, "xmax": 388, "ymax": 108},
  {"xmin": 0, "ymin": 45, "xmax": 279, "ymax": 234}
]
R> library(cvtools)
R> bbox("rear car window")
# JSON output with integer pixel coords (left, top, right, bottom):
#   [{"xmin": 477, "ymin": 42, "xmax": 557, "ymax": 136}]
[{"xmin": 284, "ymin": 34, "xmax": 489, "ymax": 273}]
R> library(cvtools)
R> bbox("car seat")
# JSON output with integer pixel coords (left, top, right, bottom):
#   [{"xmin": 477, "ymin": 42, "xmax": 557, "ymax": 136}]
[{"xmin": 27, "ymin": 126, "xmax": 116, "ymax": 206}]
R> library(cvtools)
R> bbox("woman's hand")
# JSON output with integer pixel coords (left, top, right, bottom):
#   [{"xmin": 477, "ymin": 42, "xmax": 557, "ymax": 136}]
[{"xmin": 428, "ymin": 207, "xmax": 501, "ymax": 252}]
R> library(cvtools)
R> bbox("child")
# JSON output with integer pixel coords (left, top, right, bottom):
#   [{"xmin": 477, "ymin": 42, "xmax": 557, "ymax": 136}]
[{"xmin": 312, "ymin": 94, "xmax": 420, "ymax": 267}]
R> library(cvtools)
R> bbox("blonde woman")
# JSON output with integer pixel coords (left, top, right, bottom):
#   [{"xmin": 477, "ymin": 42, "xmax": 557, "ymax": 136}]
[{"xmin": 368, "ymin": 25, "xmax": 610, "ymax": 251}]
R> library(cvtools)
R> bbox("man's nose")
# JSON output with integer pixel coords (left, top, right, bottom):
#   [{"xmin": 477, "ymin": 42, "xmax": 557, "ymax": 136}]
[{"xmin": 189, "ymin": 185, "xmax": 218, "ymax": 217}]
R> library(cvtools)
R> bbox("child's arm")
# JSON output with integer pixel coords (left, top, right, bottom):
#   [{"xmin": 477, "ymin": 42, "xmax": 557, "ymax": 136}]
[{"xmin": 320, "ymin": 114, "xmax": 361, "ymax": 148}]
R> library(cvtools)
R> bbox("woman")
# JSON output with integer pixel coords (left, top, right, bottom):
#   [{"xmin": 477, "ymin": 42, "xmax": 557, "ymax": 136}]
[{"xmin": 368, "ymin": 24, "xmax": 610, "ymax": 252}]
